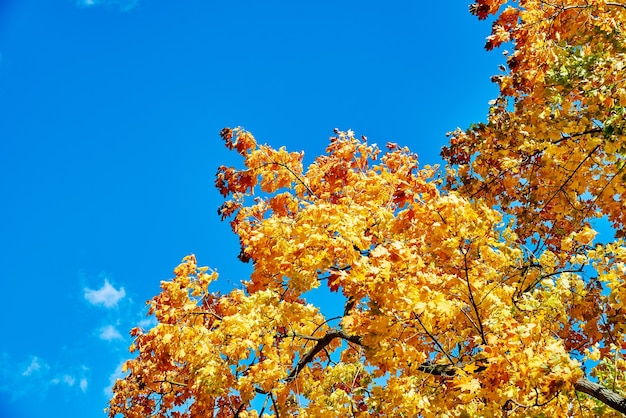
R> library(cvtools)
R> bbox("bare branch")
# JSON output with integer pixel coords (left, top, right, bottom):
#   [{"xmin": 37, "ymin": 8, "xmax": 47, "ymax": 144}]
[
  {"xmin": 412, "ymin": 312, "xmax": 456, "ymax": 365},
  {"xmin": 286, "ymin": 330, "xmax": 361, "ymax": 382},
  {"xmin": 575, "ymin": 378, "xmax": 626, "ymax": 415},
  {"xmin": 461, "ymin": 244, "xmax": 487, "ymax": 345}
]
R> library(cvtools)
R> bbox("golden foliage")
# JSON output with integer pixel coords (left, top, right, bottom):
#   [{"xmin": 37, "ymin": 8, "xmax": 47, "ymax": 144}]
[
  {"xmin": 446, "ymin": 0, "xmax": 626, "ymax": 246},
  {"xmin": 109, "ymin": 1, "xmax": 626, "ymax": 416}
]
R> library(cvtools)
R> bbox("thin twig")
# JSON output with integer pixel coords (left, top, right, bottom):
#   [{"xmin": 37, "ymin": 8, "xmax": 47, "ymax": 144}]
[
  {"xmin": 412, "ymin": 313, "xmax": 456, "ymax": 365},
  {"xmin": 462, "ymin": 244, "xmax": 487, "ymax": 345},
  {"xmin": 286, "ymin": 330, "xmax": 362, "ymax": 382}
]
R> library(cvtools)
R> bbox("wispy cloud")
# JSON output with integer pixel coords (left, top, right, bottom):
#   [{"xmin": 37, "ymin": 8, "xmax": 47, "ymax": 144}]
[
  {"xmin": 137, "ymin": 316, "xmax": 157, "ymax": 330},
  {"xmin": 84, "ymin": 279, "xmax": 126, "ymax": 308},
  {"xmin": 76, "ymin": 0, "xmax": 139, "ymax": 12},
  {"xmin": 22, "ymin": 356, "xmax": 47, "ymax": 377},
  {"xmin": 51, "ymin": 374, "xmax": 76, "ymax": 387},
  {"xmin": 64, "ymin": 375, "xmax": 76, "ymax": 386},
  {"xmin": 99, "ymin": 325, "xmax": 123, "ymax": 341},
  {"xmin": 3, "ymin": 354, "xmax": 88, "ymax": 401},
  {"xmin": 52, "ymin": 366, "xmax": 90, "ymax": 393},
  {"xmin": 80, "ymin": 377, "xmax": 88, "ymax": 393}
]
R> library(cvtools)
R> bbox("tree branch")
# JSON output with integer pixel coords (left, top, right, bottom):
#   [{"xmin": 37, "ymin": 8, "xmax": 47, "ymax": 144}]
[
  {"xmin": 414, "ymin": 364, "xmax": 626, "ymax": 415},
  {"xmin": 540, "ymin": 145, "xmax": 599, "ymax": 215},
  {"xmin": 575, "ymin": 378, "xmax": 626, "ymax": 415},
  {"xmin": 285, "ymin": 329, "xmax": 626, "ymax": 415},
  {"xmin": 286, "ymin": 330, "xmax": 361, "ymax": 382},
  {"xmin": 419, "ymin": 363, "xmax": 626, "ymax": 415},
  {"xmin": 416, "ymin": 363, "xmax": 459, "ymax": 377},
  {"xmin": 416, "ymin": 360, "xmax": 487, "ymax": 377},
  {"xmin": 412, "ymin": 312, "xmax": 456, "ymax": 365},
  {"xmin": 462, "ymin": 244, "xmax": 487, "ymax": 345},
  {"xmin": 269, "ymin": 391, "xmax": 280, "ymax": 418}
]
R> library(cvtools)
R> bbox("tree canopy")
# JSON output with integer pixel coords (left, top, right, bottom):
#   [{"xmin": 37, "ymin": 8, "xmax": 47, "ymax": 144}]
[{"xmin": 108, "ymin": 1, "xmax": 626, "ymax": 416}]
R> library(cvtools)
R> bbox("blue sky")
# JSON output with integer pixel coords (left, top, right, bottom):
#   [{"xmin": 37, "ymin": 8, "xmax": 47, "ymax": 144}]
[{"xmin": 0, "ymin": 1, "xmax": 503, "ymax": 416}]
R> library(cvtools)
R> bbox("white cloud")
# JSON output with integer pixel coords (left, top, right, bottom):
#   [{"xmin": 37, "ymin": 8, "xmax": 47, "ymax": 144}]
[
  {"xmin": 99, "ymin": 325, "xmax": 123, "ymax": 341},
  {"xmin": 51, "ymin": 375, "xmax": 73, "ymax": 386},
  {"xmin": 76, "ymin": 0, "xmax": 139, "ymax": 12},
  {"xmin": 3, "ymin": 354, "xmax": 90, "ymax": 401},
  {"xmin": 80, "ymin": 378, "xmax": 88, "ymax": 393},
  {"xmin": 51, "ymin": 368, "xmax": 89, "ymax": 392},
  {"xmin": 22, "ymin": 356, "xmax": 46, "ymax": 377},
  {"xmin": 84, "ymin": 279, "xmax": 126, "ymax": 308},
  {"xmin": 63, "ymin": 375, "xmax": 76, "ymax": 386},
  {"xmin": 138, "ymin": 316, "xmax": 157, "ymax": 330}
]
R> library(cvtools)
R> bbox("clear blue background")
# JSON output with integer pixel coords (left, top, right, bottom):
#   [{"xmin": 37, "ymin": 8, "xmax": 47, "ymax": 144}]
[{"xmin": 0, "ymin": 1, "xmax": 502, "ymax": 416}]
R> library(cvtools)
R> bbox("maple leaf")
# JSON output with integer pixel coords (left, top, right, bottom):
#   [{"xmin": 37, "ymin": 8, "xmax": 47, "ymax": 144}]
[
  {"xmin": 456, "ymin": 377, "xmax": 481, "ymax": 394},
  {"xmin": 327, "ymin": 270, "xmax": 343, "ymax": 292}
]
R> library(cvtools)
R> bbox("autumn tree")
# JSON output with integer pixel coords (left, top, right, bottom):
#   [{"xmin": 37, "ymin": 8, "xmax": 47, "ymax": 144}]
[{"xmin": 109, "ymin": 1, "xmax": 626, "ymax": 417}]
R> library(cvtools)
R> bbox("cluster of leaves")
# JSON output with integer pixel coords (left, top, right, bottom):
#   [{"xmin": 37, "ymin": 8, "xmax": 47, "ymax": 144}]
[
  {"xmin": 109, "ymin": 1, "xmax": 626, "ymax": 417},
  {"xmin": 443, "ymin": 0, "xmax": 626, "ymax": 245}
]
